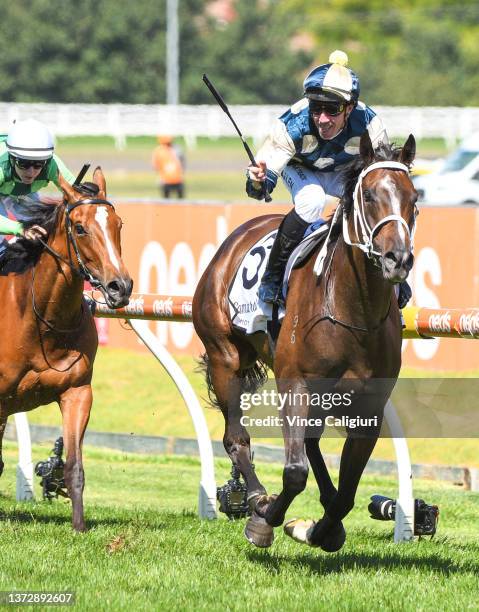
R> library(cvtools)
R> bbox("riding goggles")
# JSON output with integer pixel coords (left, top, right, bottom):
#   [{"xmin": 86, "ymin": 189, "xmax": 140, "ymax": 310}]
[
  {"xmin": 309, "ymin": 101, "xmax": 346, "ymax": 116},
  {"xmin": 14, "ymin": 158, "xmax": 47, "ymax": 170}
]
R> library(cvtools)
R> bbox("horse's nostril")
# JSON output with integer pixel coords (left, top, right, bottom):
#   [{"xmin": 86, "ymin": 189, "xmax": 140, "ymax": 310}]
[{"xmin": 107, "ymin": 281, "xmax": 121, "ymax": 295}]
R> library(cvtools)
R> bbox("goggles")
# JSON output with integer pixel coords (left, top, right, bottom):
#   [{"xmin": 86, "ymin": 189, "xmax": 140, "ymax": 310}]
[
  {"xmin": 14, "ymin": 158, "xmax": 47, "ymax": 170},
  {"xmin": 309, "ymin": 101, "xmax": 346, "ymax": 116}
]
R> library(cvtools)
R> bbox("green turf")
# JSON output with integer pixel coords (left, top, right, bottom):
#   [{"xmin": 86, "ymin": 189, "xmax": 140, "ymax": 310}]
[{"xmin": 0, "ymin": 444, "xmax": 477, "ymax": 611}]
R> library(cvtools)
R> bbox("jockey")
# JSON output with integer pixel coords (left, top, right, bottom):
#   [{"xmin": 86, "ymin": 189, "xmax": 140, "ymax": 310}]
[
  {"xmin": 0, "ymin": 118, "xmax": 75, "ymax": 242},
  {"xmin": 246, "ymin": 50, "xmax": 410, "ymax": 308}
]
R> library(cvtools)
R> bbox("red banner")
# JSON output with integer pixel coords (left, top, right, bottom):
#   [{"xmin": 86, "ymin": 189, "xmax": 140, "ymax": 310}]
[{"xmin": 99, "ymin": 202, "xmax": 479, "ymax": 372}]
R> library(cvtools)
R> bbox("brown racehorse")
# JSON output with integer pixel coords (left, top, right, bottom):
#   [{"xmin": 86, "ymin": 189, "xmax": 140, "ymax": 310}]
[
  {"xmin": 194, "ymin": 133, "xmax": 417, "ymax": 550},
  {"xmin": 0, "ymin": 168, "xmax": 132, "ymax": 531}
]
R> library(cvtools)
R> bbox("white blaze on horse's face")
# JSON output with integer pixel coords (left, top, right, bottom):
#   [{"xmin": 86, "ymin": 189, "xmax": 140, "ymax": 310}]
[
  {"xmin": 378, "ymin": 174, "xmax": 407, "ymax": 246},
  {"xmin": 94, "ymin": 206, "xmax": 121, "ymax": 272}
]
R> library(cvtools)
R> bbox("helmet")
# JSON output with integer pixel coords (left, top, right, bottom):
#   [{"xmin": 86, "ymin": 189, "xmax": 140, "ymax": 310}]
[
  {"xmin": 303, "ymin": 50, "xmax": 360, "ymax": 104},
  {"xmin": 6, "ymin": 119, "xmax": 54, "ymax": 160},
  {"xmin": 158, "ymin": 135, "xmax": 173, "ymax": 145}
]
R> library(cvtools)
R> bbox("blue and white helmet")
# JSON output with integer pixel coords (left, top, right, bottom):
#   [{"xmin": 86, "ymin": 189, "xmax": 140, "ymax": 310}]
[{"xmin": 303, "ymin": 50, "xmax": 360, "ymax": 104}]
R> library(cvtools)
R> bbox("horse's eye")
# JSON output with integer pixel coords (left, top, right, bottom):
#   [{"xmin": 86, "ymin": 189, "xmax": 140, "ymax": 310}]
[
  {"xmin": 363, "ymin": 189, "xmax": 373, "ymax": 202},
  {"xmin": 75, "ymin": 223, "xmax": 87, "ymax": 236}
]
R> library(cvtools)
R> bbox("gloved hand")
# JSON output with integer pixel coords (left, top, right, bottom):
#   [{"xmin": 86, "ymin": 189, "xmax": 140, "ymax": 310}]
[{"xmin": 23, "ymin": 225, "xmax": 47, "ymax": 241}]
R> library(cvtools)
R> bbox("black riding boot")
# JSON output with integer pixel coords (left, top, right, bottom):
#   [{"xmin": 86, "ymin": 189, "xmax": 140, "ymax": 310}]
[
  {"xmin": 258, "ymin": 209, "xmax": 309, "ymax": 305},
  {"xmin": 397, "ymin": 280, "xmax": 412, "ymax": 309}
]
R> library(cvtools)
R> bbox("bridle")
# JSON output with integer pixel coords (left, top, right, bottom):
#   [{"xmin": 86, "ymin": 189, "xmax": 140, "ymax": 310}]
[
  {"xmin": 32, "ymin": 196, "xmax": 116, "ymax": 338},
  {"xmin": 342, "ymin": 160, "xmax": 417, "ymax": 266},
  {"xmin": 37, "ymin": 196, "xmax": 116, "ymax": 289},
  {"xmin": 313, "ymin": 159, "xmax": 417, "ymax": 333}
]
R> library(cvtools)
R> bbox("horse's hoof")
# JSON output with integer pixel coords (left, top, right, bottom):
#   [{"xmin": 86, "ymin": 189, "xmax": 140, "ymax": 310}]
[
  {"xmin": 244, "ymin": 511, "xmax": 274, "ymax": 548},
  {"xmin": 283, "ymin": 518, "xmax": 317, "ymax": 546},
  {"xmin": 310, "ymin": 518, "xmax": 346, "ymax": 552}
]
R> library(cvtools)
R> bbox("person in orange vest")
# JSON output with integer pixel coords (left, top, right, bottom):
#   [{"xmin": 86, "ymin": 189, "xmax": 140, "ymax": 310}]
[{"xmin": 152, "ymin": 135, "xmax": 185, "ymax": 198}]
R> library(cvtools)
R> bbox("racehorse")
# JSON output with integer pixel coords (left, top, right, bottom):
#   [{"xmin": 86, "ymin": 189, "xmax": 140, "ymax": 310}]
[
  {"xmin": 193, "ymin": 132, "xmax": 417, "ymax": 550},
  {"xmin": 0, "ymin": 168, "xmax": 132, "ymax": 531}
]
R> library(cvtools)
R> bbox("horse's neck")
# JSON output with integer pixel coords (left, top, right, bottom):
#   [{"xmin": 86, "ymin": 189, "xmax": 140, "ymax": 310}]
[
  {"xmin": 331, "ymin": 237, "xmax": 393, "ymax": 328},
  {"xmin": 34, "ymin": 209, "xmax": 84, "ymax": 326}
]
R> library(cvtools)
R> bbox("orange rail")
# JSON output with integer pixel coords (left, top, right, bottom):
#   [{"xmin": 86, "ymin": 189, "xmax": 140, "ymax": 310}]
[
  {"xmin": 85, "ymin": 291, "xmax": 193, "ymax": 322},
  {"xmin": 85, "ymin": 292, "xmax": 479, "ymax": 340}
]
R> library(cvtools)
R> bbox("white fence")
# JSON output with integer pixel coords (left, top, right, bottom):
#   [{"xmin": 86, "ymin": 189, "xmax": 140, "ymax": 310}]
[{"xmin": 0, "ymin": 102, "xmax": 478, "ymax": 148}]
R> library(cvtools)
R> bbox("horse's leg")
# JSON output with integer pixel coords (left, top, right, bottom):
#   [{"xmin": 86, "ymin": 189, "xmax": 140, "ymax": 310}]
[
  {"xmin": 0, "ymin": 411, "xmax": 7, "ymax": 477},
  {"xmin": 305, "ymin": 438, "xmax": 337, "ymax": 510},
  {"xmin": 59, "ymin": 385, "xmax": 92, "ymax": 532},
  {"xmin": 245, "ymin": 379, "xmax": 310, "ymax": 547},
  {"xmin": 206, "ymin": 347, "xmax": 266, "ymax": 503},
  {"xmin": 309, "ymin": 433, "xmax": 378, "ymax": 552}
]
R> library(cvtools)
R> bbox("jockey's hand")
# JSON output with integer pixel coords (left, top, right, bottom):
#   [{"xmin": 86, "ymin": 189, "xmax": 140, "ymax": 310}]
[
  {"xmin": 22, "ymin": 225, "xmax": 47, "ymax": 242},
  {"xmin": 247, "ymin": 160, "xmax": 268, "ymax": 185}
]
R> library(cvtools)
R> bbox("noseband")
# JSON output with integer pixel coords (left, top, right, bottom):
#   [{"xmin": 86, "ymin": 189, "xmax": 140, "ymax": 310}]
[{"xmin": 342, "ymin": 161, "xmax": 416, "ymax": 265}]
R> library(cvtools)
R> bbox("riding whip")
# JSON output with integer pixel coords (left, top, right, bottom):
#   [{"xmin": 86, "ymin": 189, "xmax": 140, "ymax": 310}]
[{"xmin": 202, "ymin": 74, "xmax": 272, "ymax": 202}]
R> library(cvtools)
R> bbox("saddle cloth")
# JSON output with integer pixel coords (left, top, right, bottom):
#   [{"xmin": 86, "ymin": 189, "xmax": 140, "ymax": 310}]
[{"xmin": 228, "ymin": 220, "xmax": 330, "ymax": 334}]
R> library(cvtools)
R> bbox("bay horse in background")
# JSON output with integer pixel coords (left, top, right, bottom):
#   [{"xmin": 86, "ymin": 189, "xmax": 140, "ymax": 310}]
[
  {"xmin": 194, "ymin": 132, "xmax": 418, "ymax": 550},
  {"xmin": 0, "ymin": 168, "xmax": 132, "ymax": 531}
]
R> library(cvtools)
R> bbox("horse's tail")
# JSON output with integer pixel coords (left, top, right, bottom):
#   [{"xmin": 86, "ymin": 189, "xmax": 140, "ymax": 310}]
[{"xmin": 197, "ymin": 352, "xmax": 269, "ymax": 410}]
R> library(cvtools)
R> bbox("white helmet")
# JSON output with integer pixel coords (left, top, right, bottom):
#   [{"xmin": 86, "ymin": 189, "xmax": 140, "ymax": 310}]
[{"xmin": 6, "ymin": 119, "xmax": 54, "ymax": 161}]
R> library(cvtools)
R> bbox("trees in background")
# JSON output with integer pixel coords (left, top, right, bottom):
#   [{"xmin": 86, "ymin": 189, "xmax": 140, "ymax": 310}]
[{"xmin": 0, "ymin": 0, "xmax": 477, "ymax": 105}]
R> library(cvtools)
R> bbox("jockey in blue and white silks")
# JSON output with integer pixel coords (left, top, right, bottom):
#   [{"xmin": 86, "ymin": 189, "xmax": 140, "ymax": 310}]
[{"xmin": 246, "ymin": 50, "xmax": 394, "ymax": 307}]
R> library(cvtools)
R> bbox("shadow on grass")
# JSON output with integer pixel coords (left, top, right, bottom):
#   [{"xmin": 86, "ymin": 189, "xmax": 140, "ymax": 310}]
[
  {"xmin": 247, "ymin": 543, "xmax": 479, "ymax": 576},
  {"xmin": 0, "ymin": 506, "xmax": 172, "ymax": 531}
]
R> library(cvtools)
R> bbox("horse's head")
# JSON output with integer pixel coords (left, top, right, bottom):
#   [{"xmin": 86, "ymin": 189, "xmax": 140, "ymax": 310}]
[
  {"xmin": 59, "ymin": 168, "xmax": 133, "ymax": 308},
  {"xmin": 344, "ymin": 133, "xmax": 418, "ymax": 283}
]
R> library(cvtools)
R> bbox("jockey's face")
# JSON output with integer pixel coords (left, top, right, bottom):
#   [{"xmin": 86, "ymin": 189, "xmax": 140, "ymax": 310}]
[
  {"xmin": 13, "ymin": 159, "xmax": 46, "ymax": 184},
  {"xmin": 310, "ymin": 101, "xmax": 354, "ymax": 141}
]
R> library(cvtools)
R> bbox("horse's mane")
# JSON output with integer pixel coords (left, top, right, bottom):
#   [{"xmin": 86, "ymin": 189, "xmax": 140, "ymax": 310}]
[
  {"xmin": 328, "ymin": 141, "xmax": 410, "ymax": 240},
  {"xmin": 0, "ymin": 197, "xmax": 62, "ymax": 273}
]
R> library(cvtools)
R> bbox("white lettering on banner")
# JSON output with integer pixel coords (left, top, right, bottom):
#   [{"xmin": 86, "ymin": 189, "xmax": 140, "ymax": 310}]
[
  {"xmin": 153, "ymin": 297, "xmax": 174, "ymax": 317},
  {"xmin": 412, "ymin": 247, "xmax": 441, "ymax": 360},
  {"xmin": 138, "ymin": 241, "xmax": 169, "ymax": 345},
  {"xmin": 138, "ymin": 215, "xmax": 227, "ymax": 350},
  {"xmin": 428, "ymin": 312, "xmax": 451, "ymax": 333},
  {"xmin": 169, "ymin": 242, "xmax": 196, "ymax": 349},
  {"xmin": 459, "ymin": 312, "xmax": 479, "ymax": 336}
]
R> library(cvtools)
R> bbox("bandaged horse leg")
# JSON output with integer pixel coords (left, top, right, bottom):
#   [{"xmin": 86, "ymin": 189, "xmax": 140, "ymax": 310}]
[{"xmin": 203, "ymin": 342, "xmax": 267, "ymax": 505}]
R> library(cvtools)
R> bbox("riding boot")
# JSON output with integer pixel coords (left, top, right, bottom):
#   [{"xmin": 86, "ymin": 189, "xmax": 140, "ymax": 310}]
[
  {"xmin": 397, "ymin": 280, "xmax": 412, "ymax": 309},
  {"xmin": 258, "ymin": 209, "xmax": 310, "ymax": 305}
]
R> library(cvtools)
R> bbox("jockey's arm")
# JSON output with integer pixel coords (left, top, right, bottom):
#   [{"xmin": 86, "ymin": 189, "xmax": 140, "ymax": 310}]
[
  {"xmin": 246, "ymin": 119, "xmax": 295, "ymax": 200},
  {"xmin": 367, "ymin": 113, "xmax": 389, "ymax": 149},
  {"xmin": 0, "ymin": 215, "xmax": 23, "ymax": 236}
]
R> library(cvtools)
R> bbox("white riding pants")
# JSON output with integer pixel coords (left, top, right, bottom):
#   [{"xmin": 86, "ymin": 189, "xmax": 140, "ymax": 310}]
[{"xmin": 281, "ymin": 164, "xmax": 344, "ymax": 223}]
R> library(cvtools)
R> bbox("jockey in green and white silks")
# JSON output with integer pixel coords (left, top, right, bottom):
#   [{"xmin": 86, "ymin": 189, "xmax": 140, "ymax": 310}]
[
  {"xmin": 245, "ymin": 50, "xmax": 406, "ymax": 306},
  {"xmin": 0, "ymin": 118, "xmax": 75, "ymax": 248}
]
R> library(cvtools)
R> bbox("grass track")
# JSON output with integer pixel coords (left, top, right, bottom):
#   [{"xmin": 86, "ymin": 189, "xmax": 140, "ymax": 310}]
[{"xmin": 0, "ymin": 445, "xmax": 478, "ymax": 611}]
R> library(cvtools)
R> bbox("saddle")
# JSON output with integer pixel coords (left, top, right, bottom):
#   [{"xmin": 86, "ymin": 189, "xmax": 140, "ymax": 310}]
[{"xmin": 228, "ymin": 220, "xmax": 330, "ymax": 336}]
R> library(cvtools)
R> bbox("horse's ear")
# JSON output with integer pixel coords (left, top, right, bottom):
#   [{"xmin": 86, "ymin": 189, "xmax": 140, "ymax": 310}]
[
  {"xmin": 93, "ymin": 166, "xmax": 107, "ymax": 196},
  {"xmin": 58, "ymin": 173, "xmax": 76, "ymax": 202},
  {"xmin": 360, "ymin": 131, "xmax": 375, "ymax": 165},
  {"xmin": 399, "ymin": 134, "xmax": 416, "ymax": 167}
]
